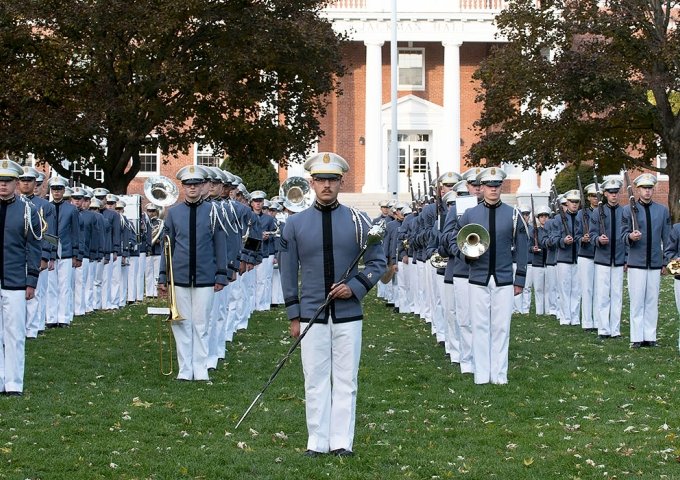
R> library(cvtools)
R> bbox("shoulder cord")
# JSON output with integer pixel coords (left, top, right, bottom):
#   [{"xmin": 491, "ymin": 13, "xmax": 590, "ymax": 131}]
[
  {"xmin": 21, "ymin": 196, "xmax": 44, "ymax": 241},
  {"xmin": 228, "ymin": 200, "xmax": 243, "ymax": 232},
  {"xmin": 220, "ymin": 200, "xmax": 239, "ymax": 234},
  {"xmin": 208, "ymin": 202, "xmax": 221, "ymax": 235},
  {"xmin": 512, "ymin": 206, "xmax": 530, "ymax": 247},
  {"xmin": 350, "ymin": 207, "xmax": 371, "ymax": 248}
]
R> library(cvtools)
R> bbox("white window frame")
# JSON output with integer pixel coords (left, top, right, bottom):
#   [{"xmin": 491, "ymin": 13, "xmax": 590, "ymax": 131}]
[
  {"xmin": 137, "ymin": 142, "xmax": 160, "ymax": 176},
  {"xmin": 398, "ymin": 48, "xmax": 425, "ymax": 91},
  {"xmin": 194, "ymin": 142, "xmax": 222, "ymax": 168}
]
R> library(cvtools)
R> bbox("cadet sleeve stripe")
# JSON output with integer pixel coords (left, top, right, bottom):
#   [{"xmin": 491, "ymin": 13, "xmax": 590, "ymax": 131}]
[
  {"xmin": 284, "ymin": 297, "xmax": 299, "ymax": 307},
  {"xmin": 356, "ymin": 272, "xmax": 372, "ymax": 291},
  {"xmin": 279, "ymin": 238, "xmax": 288, "ymax": 250}
]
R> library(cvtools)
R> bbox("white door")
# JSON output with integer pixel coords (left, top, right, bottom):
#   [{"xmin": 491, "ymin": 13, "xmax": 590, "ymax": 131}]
[{"xmin": 397, "ymin": 132, "xmax": 432, "ymax": 200}]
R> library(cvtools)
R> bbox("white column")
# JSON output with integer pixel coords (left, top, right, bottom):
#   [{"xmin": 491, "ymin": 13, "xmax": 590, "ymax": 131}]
[
  {"xmin": 443, "ymin": 40, "xmax": 462, "ymax": 172},
  {"xmin": 363, "ymin": 40, "xmax": 385, "ymax": 193},
  {"xmin": 517, "ymin": 168, "xmax": 540, "ymax": 194}
]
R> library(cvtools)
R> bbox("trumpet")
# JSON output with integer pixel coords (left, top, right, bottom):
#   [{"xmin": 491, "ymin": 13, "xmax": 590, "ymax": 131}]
[{"xmin": 668, "ymin": 259, "xmax": 680, "ymax": 275}]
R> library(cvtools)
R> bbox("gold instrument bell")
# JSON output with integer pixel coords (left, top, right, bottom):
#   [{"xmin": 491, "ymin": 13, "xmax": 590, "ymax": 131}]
[
  {"xmin": 456, "ymin": 223, "xmax": 491, "ymax": 259},
  {"xmin": 668, "ymin": 259, "xmax": 680, "ymax": 275}
]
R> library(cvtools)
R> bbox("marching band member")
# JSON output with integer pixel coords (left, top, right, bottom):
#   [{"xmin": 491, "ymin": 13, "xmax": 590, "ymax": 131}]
[
  {"xmin": 451, "ymin": 167, "xmax": 528, "ymax": 385},
  {"xmin": 115, "ymin": 200, "xmax": 131, "ymax": 308},
  {"xmin": 382, "ymin": 203, "xmax": 404, "ymax": 310},
  {"xmin": 513, "ymin": 205, "xmax": 532, "ymax": 315},
  {"xmin": 622, "ymin": 173, "xmax": 670, "ymax": 348},
  {"xmin": 96, "ymin": 190, "xmax": 122, "ymax": 310},
  {"xmin": 46, "ymin": 176, "xmax": 79, "ymax": 328},
  {"xmin": 250, "ymin": 190, "xmax": 277, "ymax": 311},
  {"xmin": 17, "ymin": 166, "xmax": 54, "ymax": 338},
  {"xmin": 396, "ymin": 205, "xmax": 416, "ymax": 314},
  {"xmin": 280, "ymin": 152, "xmax": 386, "ymax": 456},
  {"xmin": 268, "ymin": 200, "xmax": 285, "ymax": 308},
  {"xmin": 86, "ymin": 196, "xmax": 104, "ymax": 313},
  {"xmin": 372, "ymin": 200, "xmax": 393, "ymax": 225},
  {"xmin": 544, "ymin": 197, "xmax": 563, "ymax": 318},
  {"xmin": 531, "ymin": 205, "xmax": 551, "ymax": 315},
  {"xmin": 158, "ymin": 165, "xmax": 228, "ymax": 381},
  {"xmin": 145, "ymin": 204, "xmax": 162, "ymax": 298},
  {"xmin": 663, "ymin": 209, "xmax": 680, "ymax": 353},
  {"xmin": 0, "ymin": 159, "xmax": 41, "ymax": 396},
  {"xmin": 590, "ymin": 178, "xmax": 626, "ymax": 339},
  {"xmin": 553, "ymin": 190, "xmax": 583, "ymax": 326},
  {"xmin": 72, "ymin": 187, "xmax": 97, "ymax": 317},
  {"xmin": 577, "ymin": 184, "xmax": 598, "ymax": 331}
]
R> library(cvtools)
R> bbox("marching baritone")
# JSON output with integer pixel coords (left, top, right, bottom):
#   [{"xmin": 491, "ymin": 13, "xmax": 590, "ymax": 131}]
[
  {"xmin": 450, "ymin": 167, "xmax": 528, "ymax": 385},
  {"xmin": 621, "ymin": 173, "xmax": 670, "ymax": 348},
  {"xmin": 158, "ymin": 165, "xmax": 228, "ymax": 381},
  {"xmin": 0, "ymin": 160, "xmax": 42, "ymax": 396},
  {"xmin": 280, "ymin": 152, "xmax": 386, "ymax": 457}
]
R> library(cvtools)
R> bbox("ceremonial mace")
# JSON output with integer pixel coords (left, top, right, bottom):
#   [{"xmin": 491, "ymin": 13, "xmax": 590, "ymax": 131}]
[{"xmin": 235, "ymin": 220, "xmax": 387, "ymax": 429}]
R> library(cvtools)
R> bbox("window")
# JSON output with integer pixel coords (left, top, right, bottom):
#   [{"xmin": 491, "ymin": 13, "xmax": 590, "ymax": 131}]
[
  {"xmin": 657, "ymin": 152, "xmax": 668, "ymax": 180},
  {"xmin": 398, "ymin": 48, "xmax": 425, "ymax": 91},
  {"xmin": 138, "ymin": 143, "xmax": 159, "ymax": 174},
  {"xmin": 71, "ymin": 160, "xmax": 105, "ymax": 184},
  {"xmin": 195, "ymin": 143, "xmax": 222, "ymax": 168}
]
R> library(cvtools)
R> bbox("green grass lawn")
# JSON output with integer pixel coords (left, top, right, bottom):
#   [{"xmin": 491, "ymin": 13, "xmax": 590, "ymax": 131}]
[{"xmin": 1, "ymin": 276, "xmax": 679, "ymax": 479}]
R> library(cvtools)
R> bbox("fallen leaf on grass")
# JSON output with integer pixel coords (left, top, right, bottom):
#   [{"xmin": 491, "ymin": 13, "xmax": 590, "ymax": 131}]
[
  {"xmin": 131, "ymin": 397, "xmax": 152, "ymax": 408},
  {"xmin": 523, "ymin": 457, "xmax": 533, "ymax": 466}
]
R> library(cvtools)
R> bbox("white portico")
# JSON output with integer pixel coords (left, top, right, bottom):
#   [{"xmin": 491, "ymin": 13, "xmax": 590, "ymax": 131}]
[{"xmin": 322, "ymin": 0, "xmax": 541, "ymax": 198}]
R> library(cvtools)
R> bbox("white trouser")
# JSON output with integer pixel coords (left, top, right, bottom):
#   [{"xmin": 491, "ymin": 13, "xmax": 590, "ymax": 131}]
[
  {"xmin": 513, "ymin": 263, "xmax": 532, "ymax": 314},
  {"xmin": 415, "ymin": 261, "xmax": 426, "ymax": 318},
  {"xmin": 271, "ymin": 264, "xmax": 284, "ymax": 305},
  {"xmin": 453, "ymin": 277, "xmax": 473, "ymax": 374},
  {"xmin": 173, "ymin": 286, "xmax": 214, "ymax": 381},
  {"xmin": 383, "ymin": 274, "xmax": 394, "ymax": 304},
  {"xmin": 242, "ymin": 269, "xmax": 256, "ymax": 320},
  {"xmin": 227, "ymin": 275, "xmax": 244, "ymax": 338},
  {"xmin": 145, "ymin": 255, "xmax": 160, "ymax": 298},
  {"xmin": 119, "ymin": 260, "xmax": 128, "ymax": 307},
  {"xmin": 398, "ymin": 260, "xmax": 415, "ymax": 313},
  {"xmin": 1, "ymin": 289, "xmax": 27, "ymax": 393},
  {"xmin": 628, "ymin": 268, "xmax": 661, "ymax": 343},
  {"xmin": 594, "ymin": 264, "xmax": 624, "ymax": 337},
  {"xmin": 469, "ymin": 278, "xmax": 514, "ymax": 384},
  {"xmin": 74, "ymin": 258, "xmax": 90, "ymax": 316},
  {"xmin": 94, "ymin": 259, "xmax": 104, "ymax": 310},
  {"xmin": 110, "ymin": 256, "xmax": 122, "ymax": 309},
  {"xmin": 255, "ymin": 255, "xmax": 274, "ymax": 311},
  {"xmin": 86, "ymin": 259, "xmax": 97, "ymax": 312},
  {"xmin": 301, "ymin": 318, "xmax": 362, "ymax": 453},
  {"xmin": 546, "ymin": 265, "xmax": 559, "ymax": 316},
  {"xmin": 47, "ymin": 259, "xmax": 74, "ymax": 326},
  {"xmin": 26, "ymin": 269, "xmax": 48, "ymax": 337},
  {"xmin": 432, "ymin": 272, "xmax": 446, "ymax": 344},
  {"xmin": 101, "ymin": 255, "xmax": 113, "ymax": 309},
  {"xmin": 127, "ymin": 257, "xmax": 139, "ymax": 303},
  {"xmin": 376, "ymin": 276, "xmax": 386, "ymax": 299},
  {"xmin": 578, "ymin": 257, "xmax": 595, "ymax": 329},
  {"xmin": 531, "ymin": 266, "xmax": 548, "ymax": 315},
  {"xmin": 443, "ymin": 281, "xmax": 460, "ymax": 363},
  {"xmin": 557, "ymin": 263, "xmax": 580, "ymax": 325},
  {"xmin": 137, "ymin": 253, "xmax": 146, "ymax": 301},
  {"xmin": 216, "ymin": 283, "xmax": 230, "ymax": 360},
  {"xmin": 207, "ymin": 284, "xmax": 229, "ymax": 369}
]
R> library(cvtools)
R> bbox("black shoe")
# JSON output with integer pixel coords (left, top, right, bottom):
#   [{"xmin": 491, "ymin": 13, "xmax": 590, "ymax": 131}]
[
  {"xmin": 646, "ymin": 341, "xmax": 658, "ymax": 347},
  {"xmin": 610, "ymin": 335, "xmax": 621, "ymax": 339},
  {"xmin": 58, "ymin": 323, "xmax": 70, "ymax": 328},
  {"xmin": 393, "ymin": 307, "xmax": 399, "ymax": 313},
  {"xmin": 46, "ymin": 324, "xmax": 58, "ymax": 329},
  {"xmin": 5, "ymin": 391, "xmax": 22, "ymax": 397},
  {"xmin": 386, "ymin": 303, "xmax": 394, "ymax": 307},
  {"xmin": 331, "ymin": 448, "xmax": 354, "ymax": 457},
  {"xmin": 598, "ymin": 335, "xmax": 609, "ymax": 340},
  {"xmin": 438, "ymin": 341, "xmax": 445, "ymax": 348},
  {"xmin": 303, "ymin": 450, "xmax": 323, "ymax": 458},
  {"xmin": 631, "ymin": 342, "xmax": 642, "ymax": 349}
]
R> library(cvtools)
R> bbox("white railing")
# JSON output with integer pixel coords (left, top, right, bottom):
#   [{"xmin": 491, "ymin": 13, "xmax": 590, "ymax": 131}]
[{"xmin": 325, "ymin": 0, "xmax": 510, "ymax": 11}]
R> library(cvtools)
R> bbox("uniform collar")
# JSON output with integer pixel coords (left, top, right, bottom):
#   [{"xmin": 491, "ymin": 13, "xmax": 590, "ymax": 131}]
[
  {"xmin": 482, "ymin": 199, "xmax": 502, "ymax": 209},
  {"xmin": 314, "ymin": 200, "xmax": 339, "ymax": 211},
  {"xmin": 0, "ymin": 195, "xmax": 16, "ymax": 205},
  {"xmin": 184, "ymin": 198, "xmax": 203, "ymax": 207}
]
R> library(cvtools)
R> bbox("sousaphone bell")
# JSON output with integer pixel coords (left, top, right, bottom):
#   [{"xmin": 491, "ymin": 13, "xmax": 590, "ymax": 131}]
[{"xmin": 456, "ymin": 223, "xmax": 490, "ymax": 259}]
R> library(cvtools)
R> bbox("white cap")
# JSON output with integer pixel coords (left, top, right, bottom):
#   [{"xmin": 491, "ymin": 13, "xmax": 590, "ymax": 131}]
[
  {"xmin": 438, "ymin": 171, "xmax": 463, "ymax": 185},
  {"xmin": 63, "ymin": 187, "xmax": 73, "ymax": 198},
  {"xmin": 250, "ymin": 190, "xmax": 267, "ymax": 201},
  {"xmin": 93, "ymin": 187, "xmax": 109, "ymax": 197},
  {"xmin": 476, "ymin": 167, "xmax": 507, "ymax": 186},
  {"xmin": 0, "ymin": 159, "xmax": 23, "ymax": 180},
  {"xmin": 462, "ymin": 167, "xmax": 484, "ymax": 186},
  {"xmin": 48, "ymin": 176, "xmax": 69, "ymax": 188},
  {"xmin": 535, "ymin": 205, "xmax": 551, "ymax": 216},
  {"xmin": 71, "ymin": 187, "xmax": 86, "ymax": 198},
  {"xmin": 584, "ymin": 183, "xmax": 597, "ymax": 195},
  {"xmin": 105, "ymin": 193, "xmax": 119, "ymax": 204},
  {"xmin": 453, "ymin": 180, "xmax": 469, "ymax": 194},
  {"xmin": 518, "ymin": 204, "xmax": 531, "ymax": 214},
  {"xmin": 115, "ymin": 200, "xmax": 126, "ymax": 209},
  {"xmin": 601, "ymin": 178, "xmax": 623, "ymax": 191},
  {"xmin": 18, "ymin": 166, "xmax": 40, "ymax": 180},
  {"xmin": 442, "ymin": 190, "xmax": 457, "ymax": 204},
  {"xmin": 303, "ymin": 152, "xmax": 349, "ymax": 178},
  {"xmin": 176, "ymin": 165, "xmax": 206, "ymax": 185},
  {"xmin": 90, "ymin": 198, "xmax": 102, "ymax": 209},
  {"xmin": 146, "ymin": 203, "xmax": 158, "ymax": 211},
  {"xmin": 564, "ymin": 189, "xmax": 580, "ymax": 202},
  {"xmin": 633, "ymin": 173, "xmax": 656, "ymax": 188}
]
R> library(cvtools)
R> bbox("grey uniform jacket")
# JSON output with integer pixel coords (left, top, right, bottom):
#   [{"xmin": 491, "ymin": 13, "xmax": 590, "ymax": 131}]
[
  {"xmin": 664, "ymin": 223, "xmax": 680, "ymax": 278},
  {"xmin": 621, "ymin": 200, "xmax": 670, "ymax": 270},
  {"xmin": 0, "ymin": 196, "xmax": 42, "ymax": 289},
  {"xmin": 280, "ymin": 202, "xmax": 387, "ymax": 324},
  {"xmin": 158, "ymin": 200, "xmax": 229, "ymax": 287},
  {"xmin": 590, "ymin": 203, "xmax": 626, "ymax": 267},
  {"xmin": 450, "ymin": 201, "xmax": 528, "ymax": 288},
  {"xmin": 51, "ymin": 200, "xmax": 80, "ymax": 260}
]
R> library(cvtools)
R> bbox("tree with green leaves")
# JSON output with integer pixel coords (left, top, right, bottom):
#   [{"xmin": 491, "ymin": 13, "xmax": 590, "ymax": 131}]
[
  {"xmin": 469, "ymin": 0, "xmax": 680, "ymax": 219},
  {"xmin": 0, "ymin": 0, "xmax": 344, "ymax": 192}
]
